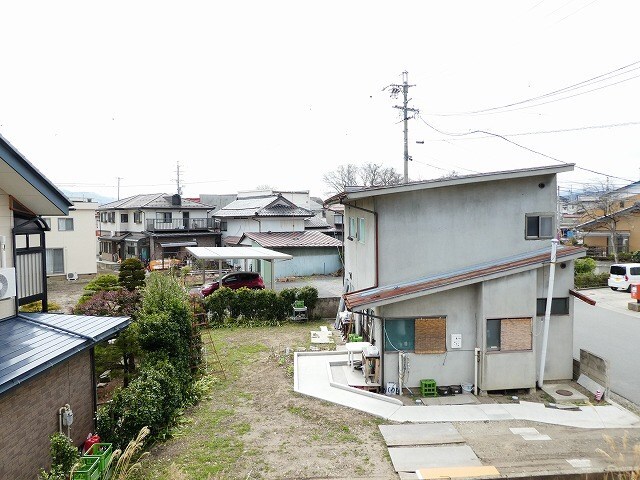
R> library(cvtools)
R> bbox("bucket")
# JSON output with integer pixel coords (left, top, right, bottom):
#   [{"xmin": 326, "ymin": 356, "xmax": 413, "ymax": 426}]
[
  {"xmin": 461, "ymin": 382, "xmax": 473, "ymax": 393},
  {"xmin": 449, "ymin": 385, "xmax": 462, "ymax": 395}
]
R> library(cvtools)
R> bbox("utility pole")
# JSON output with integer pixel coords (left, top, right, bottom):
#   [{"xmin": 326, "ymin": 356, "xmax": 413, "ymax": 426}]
[
  {"xmin": 174, "ymin": 162, "xmax": 183, "ymax": 195},
  {"xmin": 387, "ymin": 71, "xmax": 419, "ymax": 183},
  {"xmin": 116, "ymin": 177, "xmax": 123, "ymax": 200}
]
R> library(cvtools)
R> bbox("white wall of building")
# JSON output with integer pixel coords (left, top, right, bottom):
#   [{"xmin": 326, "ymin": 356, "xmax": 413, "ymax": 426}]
[{"xmin": 44, "ymin": 200, "xmax": 98, "ymax": 276}]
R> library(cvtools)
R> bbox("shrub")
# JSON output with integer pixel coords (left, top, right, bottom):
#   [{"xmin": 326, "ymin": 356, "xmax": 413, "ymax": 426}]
[
  {"xmin": 575, "ymin": 272, "xmax": 609, "ymax": 289},
  {"xmin": 118, "ymin": 258, "xmax": 146, "ymax": 291},
  {"xmin": 97, "ymin": 362, "xmax": 182, "ymax": 448},
  {"xmin": 38, "ymin": 433, "xmax": 79, "ymax": 480},
  {"xmin": 297, "ymin": 286, "xmax": 318, "ymax": 311},
  {"xmin": 202, "ymin": 287, "xmax": 234, "ymax": 326},
  {"xmin": 574, "ymin": 257, "xmax": 596, "ymax": 275},
  {"xmin": 77, "ymin": 274, "xmax": 121, "ymax": 305},
  {"xmin": 633, "ymin": 251, "xmax": 640, "ymax": 263}
]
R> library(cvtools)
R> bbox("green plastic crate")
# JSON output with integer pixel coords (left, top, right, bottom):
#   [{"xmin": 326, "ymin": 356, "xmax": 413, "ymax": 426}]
[
  {"xmin": 72, "ymin": 456, "xmax": 100, "ymax": 480},
  {"xmin": 420, "ymin": 378, "xmax": 437, "ymax": 397},
  {"xmin": 85, "ymin": 443, "xmax": 113, "ymax": 475},
  {"xmin": 348, "ymin": 334, "xmax": 363, "ymax": 342}
]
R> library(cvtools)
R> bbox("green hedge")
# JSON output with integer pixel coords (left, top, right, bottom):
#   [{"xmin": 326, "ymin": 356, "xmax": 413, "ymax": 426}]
[
  {"xmin": 574, "ymin": 272, "xmax": 609, "ymax": 289},
  {"xmin": 202, "ymin": 286, "xmax": 319, "ymax": 327}
]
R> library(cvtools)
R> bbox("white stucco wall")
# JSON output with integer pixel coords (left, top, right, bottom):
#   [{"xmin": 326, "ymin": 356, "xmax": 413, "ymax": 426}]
[
  {"xmin": 0, "ymin": 189, "xmax": 15, "ymax": 319},
  {"xmin": 222, "ymin": 217, "xmax": 305, "ymax": 239},
  {"xmin": 45, "ymin": 201, "xmax": 98, "ymax": 275},
  {"xmin": 344, "ymin": 198, "xmax": 376, "ymax": 291}
]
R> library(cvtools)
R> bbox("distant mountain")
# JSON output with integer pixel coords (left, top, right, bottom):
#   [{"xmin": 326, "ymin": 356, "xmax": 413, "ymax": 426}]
[{"xmin": 61, "ymin": 190, "xmax": 115, "ymax": 206}]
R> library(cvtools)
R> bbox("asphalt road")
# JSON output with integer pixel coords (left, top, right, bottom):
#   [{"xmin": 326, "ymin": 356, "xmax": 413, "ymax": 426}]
[{"xmin": 573, "ymin": 288, "xmax": 640, "ymax": 406}]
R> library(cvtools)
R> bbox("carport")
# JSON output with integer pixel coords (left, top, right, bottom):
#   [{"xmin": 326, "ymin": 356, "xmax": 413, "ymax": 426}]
[{"xmin": 186, "ymin": 246, "xmax": 293, "ymax": 289}]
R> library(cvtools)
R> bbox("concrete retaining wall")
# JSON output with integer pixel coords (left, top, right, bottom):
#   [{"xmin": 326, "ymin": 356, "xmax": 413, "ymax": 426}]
[
  {"xmin": 315, "ymin": 297, "xmax": 339, "ymax": 319},
  {"xmin": 579, "ymin": 349, "xmax": 610, "ymax": 390}
]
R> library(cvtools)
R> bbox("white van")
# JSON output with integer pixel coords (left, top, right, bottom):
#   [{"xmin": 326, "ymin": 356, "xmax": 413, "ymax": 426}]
[{"xmin": 608, "ymin": 263, "xmax": 640, "ymax": 292}]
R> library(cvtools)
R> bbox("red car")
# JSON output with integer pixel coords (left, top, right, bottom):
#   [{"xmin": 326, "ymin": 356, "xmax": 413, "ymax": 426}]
[{"xmin": 199, "ymin": 271, "xmax": 265, "ymax": 297}]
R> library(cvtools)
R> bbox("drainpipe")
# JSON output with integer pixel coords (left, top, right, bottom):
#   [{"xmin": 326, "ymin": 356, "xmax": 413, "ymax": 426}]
[
  {"xmin": 538, "ymin": 239, "xmax": 559, "ymax": 388},
  {"xmin": 0, "ymin": 235, "xmax": 6, "ymax": 267},
  {"xmin": 474, "ymin": 348, "xmax": 480, "ymax": 395}
]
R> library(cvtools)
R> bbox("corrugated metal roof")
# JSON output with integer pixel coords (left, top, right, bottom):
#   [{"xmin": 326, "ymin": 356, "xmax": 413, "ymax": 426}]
[
  {"xmin": 99, "ymin": 194, "xmax": 214, "ymax": 210},
  {"xmin": 224, "ymin": 236, "xmax": 242, "ymax": 245},
  {"xmin": 344, "ymin": 245, "xmax": 586, "ymax": 311},
  {"xmin": 242, "ymin": 231, "xmax": 342, "ymax": 248},
  {"xmin": 0, "ymin": 313, "xmax": 131, "ymax": 395},
  {"xmin": 304, "ymin": 216, "xmax": 331, "ymax": 229}
]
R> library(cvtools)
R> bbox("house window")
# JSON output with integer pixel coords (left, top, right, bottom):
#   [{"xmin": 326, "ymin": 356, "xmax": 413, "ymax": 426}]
[
  {"xmin": 134, "ymin": 211, "xmax": 142, "ymax": 223},
  {"xmin": 349, "ymin": 217, "xmax": 356, "ymax": 239},
  {"xmin": 108, "ymin": 212, "xmax": 115, "ymax": 223},
  {"xmin": 358, "ymin": 217, "xmax": 365, "ymax": 243},
  {"xmin": 384, "ymin": 317, "xmax": 446, "ymax": 353},
  {"xmin": 58, "ymin": 218, "xmax": 74, "ymax": 231},
  {"xmin": 46, "ymin": 248, "xmax": 64, "ymax": 274},
  {"xmin": 100, "ymin": 212, "xmax": 107, "ymax": 222},
  {"xmin": 334, "ymin": 214, "xmax": 343, "ymax": 225},
  {"xmin": 220, "ymin": 221, "xmax": 227, "ymax": 232},
  {"xmin": 486, "ymin": 318, "xmax": 532, "ymax": 351},
  {"xmin": 101, "ymin": 241, "xmax": 113, "ymax": 254},
  {"xmin": 43, "ymin": 218, "xmax": 51, "ymax": 229},
  {"xmin": 536, "ymin": 297, "xmax": 570, "ymax": 316},
  {"xmin": 525, "ymin": 214, "xmax": 554, "ymax": 239},
  {"xmin": 126, "ymin": 245, "xmax": 136, "ymax": 256},
  {"xmin": 121, "ymin": 213, "xmax": 129, "ymax": 223},
  {"xmin": 157, "ymin": 212, "xmax": 172, "ymax": 223}
]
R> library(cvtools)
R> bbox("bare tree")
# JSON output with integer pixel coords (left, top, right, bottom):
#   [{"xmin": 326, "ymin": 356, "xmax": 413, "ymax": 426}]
[
  {"xmin": 323, "ymin": 163, "xmax": 402, "ymax": 193},
  {"xmin": 576, "ymin": 182, "xmax": 629, "ymax": 261}
]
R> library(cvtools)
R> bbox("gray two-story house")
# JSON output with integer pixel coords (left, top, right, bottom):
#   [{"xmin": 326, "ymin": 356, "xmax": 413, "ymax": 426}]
[
  {"xmin": 97, "ymin": 193, "xmax": 221, "ymax": 264},
  {"xmin": 327, "ymin": 164, "xmax": 586, "ymax": 394}
]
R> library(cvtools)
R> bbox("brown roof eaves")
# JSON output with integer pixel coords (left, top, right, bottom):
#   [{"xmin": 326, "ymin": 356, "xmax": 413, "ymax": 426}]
[{"xmin": 344, "ymin": 245, "xmax": 586, "ymax": 311}]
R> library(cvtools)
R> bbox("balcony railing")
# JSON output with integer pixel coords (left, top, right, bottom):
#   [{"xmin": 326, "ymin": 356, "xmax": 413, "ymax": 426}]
[{"xmin": 145, "ymin": 218, "xmax": 220, "ymax": 232}]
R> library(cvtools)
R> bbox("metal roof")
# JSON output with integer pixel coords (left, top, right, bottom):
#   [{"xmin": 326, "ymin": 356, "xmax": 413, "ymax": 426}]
[
  {"xmin": 576, "ymin": 203, "xmax": 640, "ymax": 229},
  {"xmin": 304, "ymin": 216, "xmax": 331, "ymax": 229},
  {"xmin": 0, "ymin": 133, "xmax": 73, "ymax": 216},
  {"xmin": 215, "ymin": 195, "xmax": 312, "ymax": 218},
  {"xmin": 0, "ymin": 313, "xmax": 131, "ymax": 395},
  {"xmin": 186, "ymin": 246, "xmax": 293, "ymax": 260},
  {"xmin": 241, "ymin": 231, "xmax": 342, "ymax": 248},
  {"xmin": 325, "ymin": 164, "xmax": 574, "ymax": 204},
  {"xmin": 160, "ymin": 241, "xmax": 197, "ymax": 247},
  {"xmin": 98, "ymin": 194, "xmax": 214, "ymax": 210},
  {"xmin": 223, "ymin": 236, "xmax": 242, "ymax": 246},
  {"xmin": 344, "ymin": 245, "xmax": 586, "ymax": 311}
]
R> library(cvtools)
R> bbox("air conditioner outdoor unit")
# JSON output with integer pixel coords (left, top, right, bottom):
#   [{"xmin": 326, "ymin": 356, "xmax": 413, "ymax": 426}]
[
  {"xmin": 0, "ymin": 268, "xmax": 17, "ymax": 300},
  {"xmin": 66, "ymin": 272, "xmax": 79, "ymax": 281}
]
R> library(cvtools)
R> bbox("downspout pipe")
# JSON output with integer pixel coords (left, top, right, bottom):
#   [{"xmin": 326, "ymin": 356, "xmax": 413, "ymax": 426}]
[{"xmin": 538, "ymin": 239, "xmax": 559, "ymax": 388}]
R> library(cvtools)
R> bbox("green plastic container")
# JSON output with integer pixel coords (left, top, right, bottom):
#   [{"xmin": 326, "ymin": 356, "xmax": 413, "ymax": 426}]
[
  {"xmin": 72, "ymin": 456, "xmax": 100, "ymax": 480},
  {"xmin": 85, "ymin": 443, "xmax": 113, "ymax": 475}
]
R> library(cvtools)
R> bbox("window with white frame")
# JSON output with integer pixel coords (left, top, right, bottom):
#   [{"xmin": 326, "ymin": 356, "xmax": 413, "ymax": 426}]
[
  {"xmin": 121, "ymin": 213, "xmax": 129, "ymax": 223},
  {"xmin": 58, "ymin": 218, "xmax": 74, "ymax": 231},
  {"xmin": 357, "ymin": 217, "xmax": 365, "ymax": 243},
  {"xmin": 134, "ymin": 211, "xmax": 142, "ymax": 223},
  {"xmin": 46, "ymin": 248, "xmax": 64, "ymax": 274},
  {"xmin": 349, "ymin": 217, "xmax": 356, "ymax": 239},
  {"xmin": 525, "ymin": 214, "xmax": 554, "ymax": 239}
]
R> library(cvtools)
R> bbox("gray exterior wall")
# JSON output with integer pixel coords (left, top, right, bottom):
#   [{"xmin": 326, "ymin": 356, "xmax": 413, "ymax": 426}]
[
  {"xmin": 344, "ymin": 198, "xmax": 376, "ymax": 291},
  {"xmin": 370, "ymin": 173, "xmax": 558, "ymax": 285},
  {"xmin": 372, "ymin": 262, "xmax": 576, "ymax": 391}
]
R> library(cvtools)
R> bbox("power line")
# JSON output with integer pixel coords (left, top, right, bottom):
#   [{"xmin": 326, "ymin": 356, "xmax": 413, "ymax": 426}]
[
  {"xmin": 424, "ymin": 59, "xmax": 640, "ymax": 117},
  {"xmin": 417, "ymin": 115, "xmax": 636, "ymax": 183},
  {"xmin": 420, "ymin": 121, "xmax": 640, "ymax": 141}
]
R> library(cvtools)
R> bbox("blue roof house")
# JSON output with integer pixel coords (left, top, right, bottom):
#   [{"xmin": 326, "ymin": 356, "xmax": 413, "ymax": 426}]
[{"xmin": 0, "ymin": 134, "xmax": 131, "ymax": 480}]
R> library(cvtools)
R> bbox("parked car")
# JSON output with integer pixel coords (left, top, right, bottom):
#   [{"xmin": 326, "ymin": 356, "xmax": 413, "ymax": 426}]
[
  {"xmin": 608, "ymin": 263, "xmax": 640, "ymax": 292},
  {"xmin": 197, "ymin": 271, "xmax": 265, "ymax": 297}
]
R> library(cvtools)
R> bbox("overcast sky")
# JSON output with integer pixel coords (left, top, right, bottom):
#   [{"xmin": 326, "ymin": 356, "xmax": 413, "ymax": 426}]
[{"xmin": 1, "ymin": 1, "xmax": 638, "ymax": 203}]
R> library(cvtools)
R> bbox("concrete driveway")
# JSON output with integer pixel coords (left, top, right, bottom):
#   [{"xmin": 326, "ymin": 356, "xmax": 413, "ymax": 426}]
[{"xmin": 575, "ymin": 286, "xmax": 639, "ymax": 315}]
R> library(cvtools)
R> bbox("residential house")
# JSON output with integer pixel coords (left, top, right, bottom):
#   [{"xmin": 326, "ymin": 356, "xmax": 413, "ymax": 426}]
[
  {"xmin": 238, "ymin": 230, "xmax": 342, "ymax": 278},
  {"xmin": 42, "ymin": 198, "xmax": 99, "ymax": 276},
  {"xmin": 0, "ymin": 134, "xmax": 130, "ymax": 479},
  {"xmin": 214, "ymin": 191, "xmax": 342, "ymax": 278},
  {"xmin": 576, "ymin": 202, "xmax": 640, "ymax": 256},
  {"xmin": 97, "ymin": 193, "xmax": 220, "ymax": 265},
  {"xmin": 328, "ymin": 164, "xmax": 585, "ymax": 394}
]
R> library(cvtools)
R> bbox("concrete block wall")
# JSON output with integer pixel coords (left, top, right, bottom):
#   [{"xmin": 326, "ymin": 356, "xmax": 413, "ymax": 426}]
[
  {"xmin": 579, "ymin": 348, "xmax": 609, "ymax": 391},
  {"xmin": 0, "ymin": 350, "xmax": 95, "ymax": 480}
]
